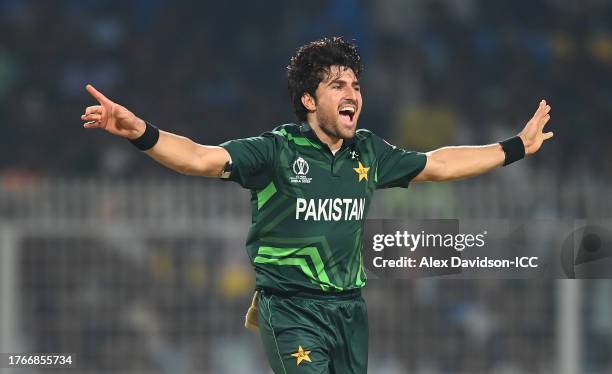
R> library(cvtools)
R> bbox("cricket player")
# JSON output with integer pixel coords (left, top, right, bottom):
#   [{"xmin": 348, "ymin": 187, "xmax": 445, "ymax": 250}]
[{"xmin": 81, "ymin": 37, "xmax": 553, "ymax": 373}]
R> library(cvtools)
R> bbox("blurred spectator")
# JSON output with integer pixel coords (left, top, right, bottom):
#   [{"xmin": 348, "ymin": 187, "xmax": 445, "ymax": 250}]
[{"xmin": 1, "ymin": 0, "xmax": 611, "ymax": 181}]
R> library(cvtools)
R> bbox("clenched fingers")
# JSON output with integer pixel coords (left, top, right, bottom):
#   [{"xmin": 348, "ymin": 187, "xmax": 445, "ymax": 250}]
[
  {"xmin": 83, "ymin": 121, "xmax": 104, "ymax": 129},
  {"xmin": 82, "ymin": 105, "xmax": 105, "ymax": 128},
  {"xmin": 81, "ymin": 113, "xmax": 102, "ymax": 122},
  {"xmin": 533, "ymin": 101, "xmax": 550, "ymax": 119},
  {"xmin": 84, "ymin": 105, "xmax": 103, "ymax": 116}
]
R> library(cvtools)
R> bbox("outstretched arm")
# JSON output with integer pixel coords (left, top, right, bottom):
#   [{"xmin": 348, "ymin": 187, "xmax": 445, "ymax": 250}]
[
  {"xmin": 81, "ymin": 84, "xmax": 230, "ymax": 177},
  {"xmin": 414, "ymin": 100, "xmax": 553, "ymax": 182}
]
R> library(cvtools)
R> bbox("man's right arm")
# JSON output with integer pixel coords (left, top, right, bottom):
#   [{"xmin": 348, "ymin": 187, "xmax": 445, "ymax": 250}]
[
  {"xmin": 145, "ymin": 129, "xmax": 230, "ymax": 177},
  {"xmin": 81, "ymin": 84, "xmax": 230, "ymax": 177}
]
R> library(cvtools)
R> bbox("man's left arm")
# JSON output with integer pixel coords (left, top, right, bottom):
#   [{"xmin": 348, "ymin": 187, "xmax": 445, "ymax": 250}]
[{"xmin": 414, "ymin": 100, "xmax": 553, "ymax": 182}]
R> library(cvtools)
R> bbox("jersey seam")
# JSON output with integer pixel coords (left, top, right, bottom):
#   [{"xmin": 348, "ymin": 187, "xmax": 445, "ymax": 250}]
[
  {"xmin": 271, "ymin": 133, "xmax": 281, "ymax": 190},
  {"xmin": 266, "ymin": 294, "xmax": 288, "ymax": 374}
]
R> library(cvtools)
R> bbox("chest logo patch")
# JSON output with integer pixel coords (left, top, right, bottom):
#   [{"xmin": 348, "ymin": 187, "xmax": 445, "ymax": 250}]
[
  {"xmin": 353, "ymin": 161, "xmax": 370, "ymax": 182},
  {"xmin": 291, "ymin": 345, "xmax": 312, "ymax": 365},
  {"xmin": 290, "ymin": 157, "xmax": 312, "ymax": 184},
  {"xmin": 293, "ymin": 157, "xmax": 309, "ymax": 175}
]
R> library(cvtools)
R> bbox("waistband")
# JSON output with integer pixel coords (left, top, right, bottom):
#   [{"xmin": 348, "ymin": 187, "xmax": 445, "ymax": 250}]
[{"xmin": 258, "ymin": 287, "xmax": 362, "ymax": 301}]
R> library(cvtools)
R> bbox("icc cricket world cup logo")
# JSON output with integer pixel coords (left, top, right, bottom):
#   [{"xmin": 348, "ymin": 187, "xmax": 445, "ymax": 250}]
[
  {"xmin": 293, "ymin": 157, "xmax": 309, "ymax": 176},
  {"xmin": 290, "ymin": 157, "xmax": 312, "ymax": 184}
]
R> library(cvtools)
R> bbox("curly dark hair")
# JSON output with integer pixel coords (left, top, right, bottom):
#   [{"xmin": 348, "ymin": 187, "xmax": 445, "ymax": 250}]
[{"xmin": 287, "ymin": 37, "xmax": 363, "ymax": 121}]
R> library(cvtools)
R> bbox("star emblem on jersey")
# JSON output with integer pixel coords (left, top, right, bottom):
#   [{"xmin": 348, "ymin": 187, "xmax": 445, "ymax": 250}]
[
  {"xmin": 353, "ymin": 161, "xmax": 370, "ymax": 182},
  {"xmin": 291, "ymin": 345, "xmax": 312, "ymax": 365}
]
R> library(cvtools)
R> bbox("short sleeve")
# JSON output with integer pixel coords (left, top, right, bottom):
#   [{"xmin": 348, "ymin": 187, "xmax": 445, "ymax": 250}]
[
  {"xmin": 371, "ymin": 133, "xmax": 427, "ymax": 189},
  {"xmin": 219, "ymin": 132, "xmax": 277, "ymax": 190}
]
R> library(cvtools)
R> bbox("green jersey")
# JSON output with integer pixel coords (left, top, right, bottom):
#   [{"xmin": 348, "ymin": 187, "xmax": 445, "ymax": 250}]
[{"xmin": 220, "ymin": 122, "xmax": 426, "ymax": 293}]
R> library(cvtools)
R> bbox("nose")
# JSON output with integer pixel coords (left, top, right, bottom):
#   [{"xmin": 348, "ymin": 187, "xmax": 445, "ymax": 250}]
[{"xmin": 344, "ymin": 86, "xmax": 359, "ymax": 103}]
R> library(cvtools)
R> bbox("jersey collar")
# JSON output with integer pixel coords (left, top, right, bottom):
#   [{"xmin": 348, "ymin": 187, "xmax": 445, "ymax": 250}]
[{"xmin": 299, "ymin": 122, "xmax": 356, "ymax": 150}]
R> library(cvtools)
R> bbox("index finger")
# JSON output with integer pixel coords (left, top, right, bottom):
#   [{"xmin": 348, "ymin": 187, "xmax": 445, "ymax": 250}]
[{"xmin": 86, "ymin": 84, "xmax": 112, "ymax": 105}]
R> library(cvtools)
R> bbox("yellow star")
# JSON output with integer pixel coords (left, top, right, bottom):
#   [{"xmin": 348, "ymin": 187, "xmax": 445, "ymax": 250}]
[
  {"xmin": 291, "ymin": 345, "xmax": 312, "ymax": 365},
  {"xmin": 353, "ymin": 161, "xmax": 370, "ymax": 181}
]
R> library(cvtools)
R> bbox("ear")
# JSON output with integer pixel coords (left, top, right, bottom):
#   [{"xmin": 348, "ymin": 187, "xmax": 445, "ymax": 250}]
[{"xmin": 301, "ymin": 93, "xmax": 317, "ymax": 112}]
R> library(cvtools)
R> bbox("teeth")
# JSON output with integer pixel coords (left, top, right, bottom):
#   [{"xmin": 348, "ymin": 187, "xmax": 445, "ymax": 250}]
[{"xmin": 339, "ymin": 107, "xmax": 355, "ymax": 113}]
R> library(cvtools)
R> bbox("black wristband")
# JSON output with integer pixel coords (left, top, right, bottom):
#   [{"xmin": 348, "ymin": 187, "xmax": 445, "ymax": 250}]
[
  {"xmin": 499, "ymin": 136, "xmax": 525, "ymax": 166},
  {"xmin": 129, "ymin": 121, "xmax": 159, "ymax": 151}
]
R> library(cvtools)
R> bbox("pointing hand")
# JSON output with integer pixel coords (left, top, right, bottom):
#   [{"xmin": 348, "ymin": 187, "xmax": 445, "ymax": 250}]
[{"xmin": 81, "ymin": 84, "xmax": 145, "ymax": 139}]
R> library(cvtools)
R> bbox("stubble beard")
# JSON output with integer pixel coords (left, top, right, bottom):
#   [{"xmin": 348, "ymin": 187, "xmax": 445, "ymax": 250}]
[{"xmin": 317, "ymin": 113, "xmax": 356, "ymax": 140}]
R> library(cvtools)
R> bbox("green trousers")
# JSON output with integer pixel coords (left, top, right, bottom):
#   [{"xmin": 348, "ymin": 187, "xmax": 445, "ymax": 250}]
[{"xmin": 258, "ymin": 289, "xmax": 368, "ymax": 374}]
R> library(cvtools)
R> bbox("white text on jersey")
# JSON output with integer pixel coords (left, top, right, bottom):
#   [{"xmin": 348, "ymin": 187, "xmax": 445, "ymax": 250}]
[{"xmin": 295, "ymin": 198, "xmax": 365, "ymax": 221}]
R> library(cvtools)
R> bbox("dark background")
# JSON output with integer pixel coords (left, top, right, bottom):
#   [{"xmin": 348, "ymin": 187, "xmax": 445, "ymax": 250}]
[{"xmin": 2, "ymin": 0, "xmax": 611, "ymax": 179}]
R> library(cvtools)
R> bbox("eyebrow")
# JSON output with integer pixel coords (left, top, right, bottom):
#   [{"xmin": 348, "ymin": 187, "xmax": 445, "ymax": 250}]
[{"xmin": 327, "ymin": 78, "xmax": 360, "ymax": 86}]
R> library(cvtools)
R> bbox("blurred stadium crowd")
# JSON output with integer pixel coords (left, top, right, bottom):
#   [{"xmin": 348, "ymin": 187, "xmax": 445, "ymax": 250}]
[
  {"xmin": 19, "ymin": 232, "xmax": 558, "ymax": 373},
  {"xmin": 1, "ymin": 0, "xmax": 612, "ymax": 179},
  {"xmin": 4, "ymin": 177, "xmax": 610, "ymax": 373}
]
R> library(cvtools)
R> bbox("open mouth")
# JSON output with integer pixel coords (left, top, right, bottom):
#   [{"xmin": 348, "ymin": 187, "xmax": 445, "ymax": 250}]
[{"xmin": 339, "ymin": 106, "xmax": 356, "ymax": 121}]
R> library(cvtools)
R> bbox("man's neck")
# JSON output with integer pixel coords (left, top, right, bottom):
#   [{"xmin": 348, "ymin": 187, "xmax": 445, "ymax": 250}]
[{"xmin": 307, "ymin": 120, "xmax": 343, "ymax": 153}]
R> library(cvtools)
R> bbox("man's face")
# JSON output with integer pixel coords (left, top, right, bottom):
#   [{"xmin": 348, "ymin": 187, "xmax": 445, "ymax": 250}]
[{"xmin": 308, "ymin": 65, "xmax": 362, "ymax": 140}]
